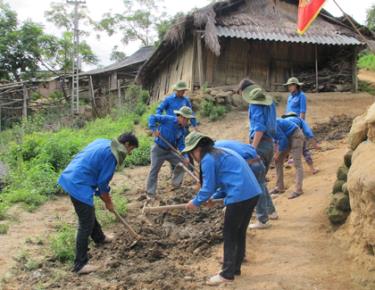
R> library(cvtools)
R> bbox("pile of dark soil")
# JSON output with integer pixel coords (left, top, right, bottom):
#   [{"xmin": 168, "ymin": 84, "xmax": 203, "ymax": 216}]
[
  {"xmin": 7, "ymin": 187, "xmax": 224, "ymax": 290},
  {"xmin": 313, "ymin": 114, "xmax": 353, "ymax": 141}
]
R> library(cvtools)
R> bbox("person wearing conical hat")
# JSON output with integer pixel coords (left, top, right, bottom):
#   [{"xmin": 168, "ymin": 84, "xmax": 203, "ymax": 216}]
[
  {"xmin": 284, "ymin": 77, "xmax": 307, "ymax": 120},
  {"xmin": 282, "ymin": 112, "xmax": 320, "ymax": 174},
  {"xmin": 58, "ymin": 133, "xmax": 139, "ymax": 274},
  {"xmin": 184, "ymin": 131, "xmax": 262, "ymax": 286},
  {"xmin": 156, "ymin": 80, "xmax": 198, "ymax": 129},
  {"xmin": 238, "ymin": 79, "xmax": 277, "ymax": 229},
  {"xmin": 146, "ymin": 106, "xmax": 194, "ymax": 199}
]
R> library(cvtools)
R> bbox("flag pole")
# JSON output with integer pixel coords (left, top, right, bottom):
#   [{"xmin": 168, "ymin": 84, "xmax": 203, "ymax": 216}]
[{"xmin": 332, "ymin": 0, "xmax": 373, "ymax": 51}]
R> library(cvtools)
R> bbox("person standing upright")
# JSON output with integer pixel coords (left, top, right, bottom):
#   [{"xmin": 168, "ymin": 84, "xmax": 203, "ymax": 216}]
[
  {"xmin": 284, "ymin": 77, "xmax": 307, "ymax": 120},
  {"xmin": 238, "ymin": 79, "xmax": 278, "ymax": 229}
]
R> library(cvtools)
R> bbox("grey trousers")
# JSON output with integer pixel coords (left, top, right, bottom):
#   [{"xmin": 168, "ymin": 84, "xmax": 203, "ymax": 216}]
[
  {"xmin": 146, "ymin": 144, "xmax": 184, "ymax": 196},
  {"xmin": 275, "ymin": 129, "xmax": 305, "ymax": 193}
]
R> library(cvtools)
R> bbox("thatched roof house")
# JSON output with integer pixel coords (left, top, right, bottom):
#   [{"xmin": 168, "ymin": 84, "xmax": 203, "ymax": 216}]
[{"xmin": 137, "ymin": 0, "xmax": 368, "ymax": 101}]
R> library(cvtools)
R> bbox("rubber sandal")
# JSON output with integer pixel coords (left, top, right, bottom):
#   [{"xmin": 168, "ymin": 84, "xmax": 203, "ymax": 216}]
[
  {"xmin": 288, "ymin": 192, "xmax": 302, "ymax": 199},
  {"xmin": 270, "ymin": 188, "xmax": 285, "ymax": 195}
]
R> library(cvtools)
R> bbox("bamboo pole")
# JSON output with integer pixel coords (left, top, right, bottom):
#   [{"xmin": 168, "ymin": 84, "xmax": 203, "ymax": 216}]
[
  {"xmin": 143, "ymin": 199, "xmax": 224, "ymax": 213},
  {"xmin": 315, "ymin": 45, "xmax": 319, "ymax": 93},
  {"xmin": 22, "ymin": 84, "xmax": 28, "ymax": 120}
]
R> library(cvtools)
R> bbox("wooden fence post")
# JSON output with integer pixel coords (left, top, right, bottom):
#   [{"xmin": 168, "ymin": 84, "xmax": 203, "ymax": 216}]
[{"xmin": 22, "ymin": 84, "xmax": 28, "ymax": 120}]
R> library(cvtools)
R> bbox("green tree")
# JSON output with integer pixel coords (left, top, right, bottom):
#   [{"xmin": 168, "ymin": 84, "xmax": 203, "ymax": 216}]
[
  {"xmin": 366, "ymin": 4, "xmax": 375, "ymax": 31},
  {"xmin": 155, "ymin": 12, "xmax": 185, "ymax": 45},
  {"xmin": 0, "ymin": 1, "xmax": 57, "ymax": 81},
  {"xmin": 110, "ymin": 45, "xmax": 127, "ymax": 62},
  {"xmin": 98, "ymin": 0, "xmax": 167, "ymax": 46}
]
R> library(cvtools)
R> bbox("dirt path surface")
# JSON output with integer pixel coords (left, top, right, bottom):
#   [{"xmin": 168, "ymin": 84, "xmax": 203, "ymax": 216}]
[
  {"xmin": 358, "ymin": 69, "xmax": 375, "ymax": 85},
  {"xmin": 0, "ymin": 197, "xmax": 73, "ymax": 280},
  {"xmin": 1, "ymin": 92, "xmax": 374, "ymax": 289}
]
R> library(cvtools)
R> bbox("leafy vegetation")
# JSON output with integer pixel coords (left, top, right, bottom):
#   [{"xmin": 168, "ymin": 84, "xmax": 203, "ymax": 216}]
[
  {"xmin": 0, "ymin": 223, "xmax": 9, "ymax": 234},
  {"xmin": 359, "ymin": 80, "xmax": 375, "ymax": 96},
  {"xmin": 200, "ymin": 99, "xmax": 228, "ymax": 121},
  {"xmin": 50, "ymin": 223, "xmax": 76, "ymax": 263},
  {"xmin": 358, "ymin": 52, "xmax": 375, "ymax": 72}
]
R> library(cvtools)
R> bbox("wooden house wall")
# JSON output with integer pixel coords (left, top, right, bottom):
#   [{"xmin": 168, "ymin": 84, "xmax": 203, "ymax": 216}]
[{"xmin": 149, "ymin": 41, "xmax": 195, "ymax": 102}]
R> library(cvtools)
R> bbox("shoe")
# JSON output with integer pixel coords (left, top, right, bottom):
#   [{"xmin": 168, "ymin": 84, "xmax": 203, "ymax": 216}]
[
  {"xmin": 269, "ymin": 188, "xmax": 285, "ymax": 195},
  {"xmin": 206, "ymin": 274, "xmax": 233, "ymax": 286},
  {"xmin": 248, "ymin": 221, "xmax": 272, "ymax": 229},
  {"xmin": 103, "ymin": 233, "xmax": 114, "ymax": 243},
  {"xmin": 269, "ymin": 212, "xmax": 279, "ymax": 220},
  {"xmin": 77, "ymin": 264, "xmax": 99, "ymax": 275}
]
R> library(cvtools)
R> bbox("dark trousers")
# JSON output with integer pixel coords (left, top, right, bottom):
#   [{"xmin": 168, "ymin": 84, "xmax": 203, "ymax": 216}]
[
  {"xmin": 220, "ymin": 196, "xmax": 259, "ymax": 279},
  {"xmin": 70, "ymin": 196, "xmax": 105, "ymax": 272}
]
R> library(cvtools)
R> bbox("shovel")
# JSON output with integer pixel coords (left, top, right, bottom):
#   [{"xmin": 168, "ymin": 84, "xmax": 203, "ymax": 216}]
[
  {"xmin": 113, "ymin": 210, "xmax": 142, "ymax": 246},
  {"xmin": 142, "ymin": 199, "xmax": 224, "ymax": 214}
]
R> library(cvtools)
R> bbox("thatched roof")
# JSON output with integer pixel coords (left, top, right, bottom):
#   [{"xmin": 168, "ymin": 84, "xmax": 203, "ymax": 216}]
[{"xmin": 137, "ymin": 0, "xmax": 370, "ymax": 85}]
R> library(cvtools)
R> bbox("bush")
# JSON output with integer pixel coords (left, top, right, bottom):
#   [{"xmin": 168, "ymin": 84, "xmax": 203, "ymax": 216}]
[
  {"xmin": 358, "ymin": 52, "xmax": 375, "ymax": 71},
  {"xmin": 50, "ymin": 223, "xmax": 75, "ymax": 263},
  {"xmin": 200, "ymin": 100, "xmax": 227, "ymax": 121},
  {"xmin": 0, "ymin": 223, "xmax": 9, "ymax": 234}
]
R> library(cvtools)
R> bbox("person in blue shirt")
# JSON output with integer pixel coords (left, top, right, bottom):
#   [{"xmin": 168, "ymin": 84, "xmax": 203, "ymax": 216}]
[
  {"xmin": 282, "ymin": 112, "xmax": 321, "ymax": 174},
  {"xmin": 184, "ymin": 132, "xmax": 262, "ymax": 286},
  {"xmin": 284, "ymin": 77, "xmax": 307, "ymax": 119},
  {"xmin": 58, "ymin": 133, "xmax": 139, "ymax": 274},
  {"xmin": 156, "ymin": 80, "xmax": 198, "ymax": 128},
  {"xmin": 146, "ymin": 106, "xmax": 193, "ymax": 199},
  {"xmin": 238, "ymin": 79, "xmax": 277, "ymax": 228},
  {"xmin": 214, "ymin": 140, "xmax": 277, "ymax": 229},
  {"xmin": 273, "ymin": 118, "xmax": 305, "ymax": 199}
]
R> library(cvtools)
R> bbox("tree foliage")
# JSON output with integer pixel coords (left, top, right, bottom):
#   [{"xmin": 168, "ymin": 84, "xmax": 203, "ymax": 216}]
[
  {"xmin": 110, "ymin": 45, "xmax": 127, "ymax": 62},
  {"xmin": 0, "ymin": 1, "xmax": 57, "ymax": 81},
  {"xmin": 366, "ymin": 4, "xmax": 375, "ymax": 31},
  {"xmin": 98, "ymin": 0, "xmax": 167, "ymax": 46}
]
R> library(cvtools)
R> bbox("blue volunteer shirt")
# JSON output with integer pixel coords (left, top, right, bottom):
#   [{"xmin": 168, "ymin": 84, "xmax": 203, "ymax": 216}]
[
  {"xmin": 286, "ymin": 91, "xmax": 307, "ymax": 116},
  {"xmin": 156, "ymin": 93, "xmax": 197, "ymax": 127},
  {"xmin": 275, "ymin": 118, "xmax": 299, "ymax": 152},
  {"xmin": 58, "ymin": 139, "xmax": 117, "ymax": 206},
  {"xmin": 192, "ymin": 148, "xmax": 262, "ymax": 207},
  {"xmin": 148, "ymin": 114, "xmax": 186, "ymax": 152},
  {"xmin": 214, "ymin": 140, "xmax": 258, "ymax": 161},
  {"xmin": 249, "ymin": 102, "xmax": 277, "ymax": 140},
  {"xmin": 286, "ymin": 116, "xmax": 314, "ymax": 139}
]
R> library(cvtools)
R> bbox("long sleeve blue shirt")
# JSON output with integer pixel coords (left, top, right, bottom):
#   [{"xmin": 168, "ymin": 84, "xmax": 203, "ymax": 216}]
[
  {"xmin": 156, "ymin": 93, "xmax": 197, "ymax": 127},
  {"xmin": 249, "ymin": 102, "xmax": 277, "ymax": 140},
  {"xmin": 286, "ymin": 116, "xmax": 314, "ymax": 139},
  {"xmin": 58, "ymin": 139, "xmax": 117, "ymax": 206},
  {"xmin": 148, "ymin": 114, "xmax": 186, "ymax": 152},
  {"xmin": 286, "ymin": 91, "xmax": 307, "ymax": 115},
  {"xmin": 275, "ymin": 118, "xmax": 299, "ymax": 152},
  {"xmin": 214, "ymin": 140, "xmax": 258, "ymax": 161},
  {"xmin": 192, "ymin": 148, "xmax": 262, "ymax": 207}
]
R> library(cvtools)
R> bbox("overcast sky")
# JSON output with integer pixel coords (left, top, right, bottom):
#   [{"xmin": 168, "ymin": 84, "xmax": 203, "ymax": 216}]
[{"xmin": 7, "ymin": 0, "xmax": 374, "ymax": 70}]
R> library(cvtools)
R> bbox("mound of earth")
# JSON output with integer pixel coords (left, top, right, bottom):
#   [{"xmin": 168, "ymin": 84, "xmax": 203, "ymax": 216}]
[
  {"xmin": 313, "ymin": 114, "xmax": 353, "ymax": 141},
  {"xmin": 6, "ymin": 186, "xmax": 224, "ymax": 290}
]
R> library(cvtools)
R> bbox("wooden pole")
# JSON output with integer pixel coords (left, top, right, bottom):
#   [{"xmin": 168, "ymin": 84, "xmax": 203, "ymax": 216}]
[
  {"xmin": 315, "ymin": 45, "xmax": 319, "ymax": 93},
  {"xmin": 196, "ymin": 32, "xmax": 204, "ymax": 88},
  {"xmin": 89, "ymin": 76, "xmax": 97, "ymax": 116},
  {"xmin": 22, "ymin": 84, "xmax": 28, "ymax": 120},
  {"xmin": 352, "ymin": 47, "xmax": 358, "ymax": 93},
  {"xmin": 117, "ymin": 80, "xmax": 121, "ymax": 107},
  {"xmin": 0, "ymin": 106, "xmax": 2, "ymax": 132}
]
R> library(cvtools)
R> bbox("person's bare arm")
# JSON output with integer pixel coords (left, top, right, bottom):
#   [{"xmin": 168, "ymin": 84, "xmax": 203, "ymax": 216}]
[
  {"xmin": 300, "ymin": 112, "xmax": 306, "ymax": 120},
  {"xmin": 100, "ymin": 192, "xmax": 114, "ymax": 212},
  {"xmin": 252, "ymin": 131, "xmax": 264, "ymax": 149}
]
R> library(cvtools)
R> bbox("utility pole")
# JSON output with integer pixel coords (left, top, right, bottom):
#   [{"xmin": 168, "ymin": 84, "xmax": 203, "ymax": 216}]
[{"xmin": 67, "ymin": 0, "xmax": 86, "ymax": 114}]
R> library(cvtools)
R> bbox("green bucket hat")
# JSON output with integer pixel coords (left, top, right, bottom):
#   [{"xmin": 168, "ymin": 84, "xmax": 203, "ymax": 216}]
[
  {"xmin": 111, "ymin": 139, "xmax": 128, "ymax": 170},
  {"xmin": 173, "ymin": 80, "xmax": 189, "ymax": 91},
  {"xmin": 182, "ymin": 131, "xmax": 212, "ymax": 154},
  {"xmin": 281, "ymin": 112, "xmax": 298, "ymax": 119},
  {"xmin": 242, "ymin": 85, "xmax": 273, "ymax": 106},
  {"xmin": 284, "ymin": 77, "xmax": 303, "ymax": 86},
  {"xmin": 174, "ymin": 106, "xmax": 194, "ymax": 119}
]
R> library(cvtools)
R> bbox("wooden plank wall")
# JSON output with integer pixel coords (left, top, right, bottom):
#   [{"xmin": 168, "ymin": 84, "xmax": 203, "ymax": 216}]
[{"xmin": 149, "ymin": 41, "xmax": 195, "ymax": 102}]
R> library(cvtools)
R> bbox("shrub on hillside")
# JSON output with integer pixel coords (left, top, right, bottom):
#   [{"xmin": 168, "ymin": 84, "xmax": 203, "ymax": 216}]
[
  {"xmin": 200, "ymin": 100, "xmax": 227, "ymax": 121},
  {"xmin": 358, "ymin": 52, "xmax": 375, "ymax": 71}
]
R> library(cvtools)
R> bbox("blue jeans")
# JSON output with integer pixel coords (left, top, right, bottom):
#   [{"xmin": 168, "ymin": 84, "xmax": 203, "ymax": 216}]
[{"xmin": 254, "ymin": 139, "xmax": 276, "ymax": 223}]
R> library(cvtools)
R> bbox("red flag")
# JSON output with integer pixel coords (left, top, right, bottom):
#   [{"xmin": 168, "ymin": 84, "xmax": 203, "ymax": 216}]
[{"xmin": 297, "ymin": 0, "xmax": 326, "ymax": 35}]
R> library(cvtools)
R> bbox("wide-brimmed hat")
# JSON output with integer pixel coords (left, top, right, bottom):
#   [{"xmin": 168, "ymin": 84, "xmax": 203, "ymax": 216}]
[
  {"xmin": 182, "ymin": 131, "xmax": 213, "ymax": 154},
  {"xmin": 173, "ymin": 80, "xmax": 189, "ymax": 91},
  {"xmin": 111, "ymin": 139, "xmax": 128, "ymax": 170},
  {"xmin": 284, "ymin": 77, "xmax": 303, "ymax": 86},
  {"xmin": 242, "ymin": 85, "xmax": 273, "ymax": 106},
  {"xmin": 281, "ymin": 112, "xmax": 298, "ymax": 119},
  {"xmin": 174, "ymin": 106, "xmax": 194, "ymax": 119}
]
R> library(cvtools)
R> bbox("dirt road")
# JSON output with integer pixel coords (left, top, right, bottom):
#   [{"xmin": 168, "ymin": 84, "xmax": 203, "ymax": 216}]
[{"xmin": 358, "ymin": 69, "xmax": 375, "ymax": 85}]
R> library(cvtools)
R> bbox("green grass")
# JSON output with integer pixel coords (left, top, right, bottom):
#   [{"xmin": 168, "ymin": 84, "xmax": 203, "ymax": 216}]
[
  {"xmin": 358, "ymin": 53, "xmax": 375, "ymax": 71},
  {"xmin": 0, "ymin": 223, "xmax": 9, "ymax": 234},
  {"xmin": 50, "ymin": 223, "xmax": 76, "ymax": 263},
  {"xmin": 359, "ymin": 80, "xmax": 375, "ymax": 96},
  {"xmin": 200, "ymin": 99, "xmax": 228, "ymax": 121}
]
